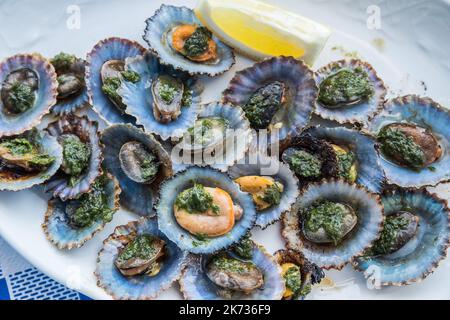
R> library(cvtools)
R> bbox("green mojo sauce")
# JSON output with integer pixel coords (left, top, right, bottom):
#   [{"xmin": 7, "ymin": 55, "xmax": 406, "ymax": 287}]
[
  {"xmin": 378, "ymin": 127, "xmax": 426, "ymax": 169},
  {"xmin": 7, "ymin": 82, "xmax": 36, "ymax": 113},
  {"xmin": 140, "ymin": 153, "xmax": 159, "ymax": 181},
  {"xmin": 233, "ymin": 233, "xmax": 253, "ymax": 259},
  {"xmin": 51, "ymin": 52, "xmax": 76, "ymax": 70},
  {"xmin": 304, "ymin": 201, "xmax": 348, "ymax": 245},
  {"xmin": 337, "ymin": 151, "xmax": 356, "ymax": 182},
  {"xmin": 243, "ymin": 82, "xmax": 285, "ymax": 129},
  {"xmin": 260, "ymin": 183, "xmax": 282, "ymax": 207},
  {"xmin": 175, "ymin": 183, "xmax": 220, "ymax": 214},
  {"xmin": 284, "ymin": 265, "xmax": 302, "ymax": 298},
  {"xmin": 68, "ymin": 175, "xmax": 113, "ymax": 228},
  {"xmin": 209, "ymin": 256, "xmax": 256, "ymax": 274},
  {"xmin": 319, "ymin": 68, "xmax": 374, "ymax": 107},
  {"xmin": 116, "ymin": 234, "xmax": 161, "ymax": 264},
  {"xmin": 288, "ymin": 150, "xmax": 322, "ymax": 178},
  {"xmin": 61, "ymin": 134, "xmax": 90, "ymax": 182},
  {"xmin": 370, "ymin": 215, "xmax": 409, "ymax": 256},
  {"xmin": 183, "ymin": 26, "xmax": 212, "ymax": 57}
]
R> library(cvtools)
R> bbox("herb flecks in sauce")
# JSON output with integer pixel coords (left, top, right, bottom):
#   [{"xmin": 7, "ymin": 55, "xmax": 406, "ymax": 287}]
[
  {"xmin": 209, "ymin": 256, "xmax": 256, "ymax": 274},
  {"xmin": 304, "ymin": 200, "xmax": 355, "ymax": 245},
  {"xmin": 187, "ymin": 117, "xmax": 229, "ymax": 146},
  {"xmin": 6, "ymin": 82, "xmax": 36, "ymax": 113},
  {"xmin": 233, "ymin": 233, "xmax": 253, "ymax": 259},
  {"xmin": 68, "ymin": 176, "xmax": 113, "ymax": 228},
  {"xmin": 102, "ymin": 77, "xmax": 122, "ymax": 106},
  {"xmin": 121, "ymin": 70, "xmax": 141, "ymax": 83},
  {"xmin": 378, "ymin": 127, "xmax": 426, "ymax": 169},
  {"xmin": 260, "ymin": 182, "xmax": 282, "ymax": 207},
  {"xmin": 369, "ymin": 214, "xmax": 409, "ymax": 256},
  {"xmin": 284, "ymin": 265, "xmax": 302, "ymax": 299},
  {"xmin": 51, "ymin": 52, "xmax": 76, "ymax": 71},
  {"xmin": 175, "ymin": 183, "xmax": 220, "ymax": 214},
  {"xmin": 319, "ymin": 68, "xmax": 373, "ymax": 107},
  {"xmin": 336, "ymin": 151, "xmax": 356, "ymax": 182},
  {"xmin": 116, "ymin": 234, "xmax": 161, "ymax": 264},
  {"xmin": 140, "ymin": 153, "xmax": 159, "ymax": 181},
  {"xmin": 0, "ymin": 138, "xmax": 33, "ymax": 155},
  {"xmin": 60, "ymin": 134, "xmax": 90, "ymax": 181},
  {"xmin": 243, "ymin": 81, "xmax": 285, "ymax": 129},
  {"xmin": 288, "ymin": 150, "xmax": 322, "ymax": 178},
  {"xmin": 183, "ymin": 26, "xmax": 213, "ymax": 58}
]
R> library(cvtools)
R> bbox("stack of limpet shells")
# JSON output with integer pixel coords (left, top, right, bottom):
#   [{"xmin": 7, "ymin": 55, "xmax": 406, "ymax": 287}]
[{"xmin": 0, "ymin": 3, "xmax": 448, "ymax": 300}]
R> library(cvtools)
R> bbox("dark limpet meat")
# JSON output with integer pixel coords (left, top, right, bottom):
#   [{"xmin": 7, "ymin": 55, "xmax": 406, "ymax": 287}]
[
  {"xmin": 119, "ymin": 141, "xmax": 160, "ymax": 184},
  {"xmin": 378, "ymin": 123, "xmax": 442, "ymax": 169},
  {"xmin": 1, "ymin": 68, "xmax": 38, "ymax": 114}
]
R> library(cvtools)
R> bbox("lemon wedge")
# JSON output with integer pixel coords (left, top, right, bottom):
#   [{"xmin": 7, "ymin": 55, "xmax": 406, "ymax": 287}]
[{"xmin": 195, "ymin": 0, "xmax": 332, "ymax": 65}]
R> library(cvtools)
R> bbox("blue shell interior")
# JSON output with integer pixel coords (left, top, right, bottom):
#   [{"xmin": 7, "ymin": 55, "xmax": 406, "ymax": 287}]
[
  {"xmin": 119, "ymin": 52, "xmax": 202, "ymax": 141},
  {"xmin": 95, "ymin": 217, "xmax": 188, "ymax": 299},
  {"xmin": 222, "ymin": 56, "xmax": 317, "ymax": 142},
  {"xmin": 43, "ymin": 174, "xmax": 119, "ymax": 249},
  {"xmin": 305, "ymin": 126, "xmax": 385, "ymax": 193},
  {"xmin": 179, "ymin": 243, "xmax": 284, "ymax": 300},
  {"xmin": 101, "ymin": 124, "xmax": 173, "ymax": 217},
  {"xmin": 315, "ymin": 59, "xmax": 386, "ymax": 125},
  {"xmin": 143, "ymin": 5, "xmax": 234, "ymax": 76},
  {"xmin": 172, "ymin": 102, "xmax": 251, "ymax": 172},
  {"xmin": 0, "ymin": 130, "xmax": 63, "ymax": 191},
  {"xmin": 0, "ymin": 54, "xmax": 57, "ymax": 136},
  {"xmin": 45, "ymin": 116, "xmax": 102, "ymax": 200},
  {"xmin": 86, "ymin": 37, "xmax": 145, "ymax": 125},
  {"xmin": 369, "ymin": 95, "xmax": 450, "ymax": 187},
  {"xmin": 51, "ymin": 58, "xmax": 90, "ymax": 115},
  {"xmin": 52, "ymin": 86, "xmax": 89, "ymax": 115},
  {"xmin": 285, "ymin": 180, "xmax": 384, "ymax": 269},
  {"xmin": 354, "ymin": 189, "xmax": 450, "ymax": 287},
  {"xmin": 156, "ymin": 166, "xmax": 256, "ymax": 254},
  {"xmin": 228, "ymin": 153, "xmax": 299, "ymax": 229}
]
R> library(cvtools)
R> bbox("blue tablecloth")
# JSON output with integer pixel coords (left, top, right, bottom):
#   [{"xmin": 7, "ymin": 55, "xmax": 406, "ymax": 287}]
[{"xmin": 0, "ymin": 237, "xmax": 90, "ymax": 300}]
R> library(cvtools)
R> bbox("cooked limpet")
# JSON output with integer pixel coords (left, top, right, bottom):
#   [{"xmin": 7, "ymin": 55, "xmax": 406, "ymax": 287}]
[
  {"xmin": 315, "ymin": 59, "xmax": 386, "ymax": 125},
  {"xmin": 0, "ymin": 54, "xmax": 57, "ymax": 136},
  {"xmin": 223, "ymin": 56, "xmax": 317, "ymax": 142},
  {"xmin": 143, "ymin": 5, "xmax": 235, "ymax": 76},
  {"xmin": 282, "ymin": 179, "xmax": 384, "ymax": 269},
  {"xmin": 179, "ymin": 241, "xmax": 285, "ymax": 300},
  {"xmin": 156, "ymin": 166, "xmax": 256, "ymax": 254},
  {"xmin": 229, "ymin": 153, "xmax": 299, "ymax": 228},
  {"xmin": 96, "ymin": 217, "xmax": 188, "ymax": 299},
  {"xmin": 101, "ymin": 124, "xmax": 173, "ymax": 216},
  {"xmin": 0, "ymin": 129, "xmax": 62, "ymax": 191},
  {"xmin": 45, "ymin": 115, "xmax": 102, "ymax": 200},
  {"xmin": 274, "ymin": 249, "xmax": 324, "ymax": 300},
  {"xmin": 42, "ymin": 173, "xmax": 120, "ymax": 250},
  {"xmin": 353, "ymin": 188, "xmax": 450, "ymax": 288},
  {"xmin": 305, "ymin": 126, "xmax": 385, "ymax": 193},
  {"xmin": 86, "ymin": 37, "xmax": 146, "ymax": 124},
  {"xmin": 368, "ymin": 95, "xmax": 450, "ymax": 187},
  {"xmin": 50, "ymin": 52, "xmax": 90, "ymax": 115},
  {"xmin": 119, "ymin": 52, "xmax": 203, "ymax": 141}
]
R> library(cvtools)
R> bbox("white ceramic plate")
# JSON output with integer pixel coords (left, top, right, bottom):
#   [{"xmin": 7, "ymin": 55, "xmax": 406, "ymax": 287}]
[{"xmin": 1, "ymin": 0, "xmax": 450, "ymax": 300}]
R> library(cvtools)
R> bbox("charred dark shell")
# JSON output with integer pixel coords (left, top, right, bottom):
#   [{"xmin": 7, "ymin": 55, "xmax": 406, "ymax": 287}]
[
  {"xmin": 280, "ymin": 134, "xmax": 339, "ymax": 187},
  {"xmin": 274, "ymin": 249, "xmax": 325, "ymax": 300}
]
